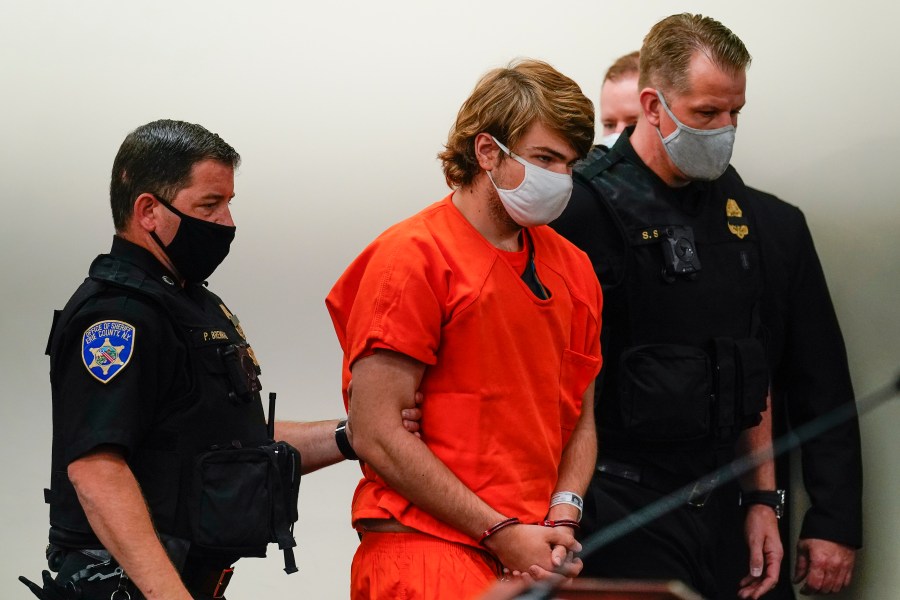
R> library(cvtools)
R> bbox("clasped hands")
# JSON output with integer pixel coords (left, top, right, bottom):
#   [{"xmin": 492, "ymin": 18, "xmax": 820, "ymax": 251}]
[{"xmin": 483, "ymin": 521, "xmax": 582, "ymax": 583}]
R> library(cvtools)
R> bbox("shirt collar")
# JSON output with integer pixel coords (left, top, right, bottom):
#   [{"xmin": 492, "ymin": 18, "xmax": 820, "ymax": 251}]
[{"xmin": 109, "ymin": 235, "xmax": 181, "ymax": 287}]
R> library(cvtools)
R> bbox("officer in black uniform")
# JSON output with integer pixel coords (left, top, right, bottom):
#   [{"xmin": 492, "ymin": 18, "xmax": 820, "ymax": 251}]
[
  {"xmin": 20, "ymin": 120, "xmax": 421, "ymax": 600},
  {"xmin": 551, "ymin": 14, "xmax": 783, "ymax": 599},
  {"xmin": 714, "ymin": 186, "xmax": 862, "ymax": 598}
]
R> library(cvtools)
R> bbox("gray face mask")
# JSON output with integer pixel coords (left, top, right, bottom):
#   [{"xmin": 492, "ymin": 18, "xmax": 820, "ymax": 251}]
[{"xmin": 656, "ymin": 90, "xmax": 735, "ymax": 181}]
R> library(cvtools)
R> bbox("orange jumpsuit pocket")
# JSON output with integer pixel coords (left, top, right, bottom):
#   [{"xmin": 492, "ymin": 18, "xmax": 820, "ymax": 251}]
[{"xmin": 559, "ymin": 349, "xmax": 601, "ymax": 432}]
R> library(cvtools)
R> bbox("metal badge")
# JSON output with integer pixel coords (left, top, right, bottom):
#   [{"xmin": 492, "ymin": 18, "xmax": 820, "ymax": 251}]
[{"xmin": 726, "ymin": 198, "xmax": 750, "ymax": 239}]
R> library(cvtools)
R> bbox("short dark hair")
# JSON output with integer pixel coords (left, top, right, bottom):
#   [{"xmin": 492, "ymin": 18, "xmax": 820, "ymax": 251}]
[{"xmin": 109, "ymin": 119, "xmax": 241, "ymax": 231}]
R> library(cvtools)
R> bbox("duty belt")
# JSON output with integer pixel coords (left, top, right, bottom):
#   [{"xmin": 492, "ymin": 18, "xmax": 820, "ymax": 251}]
[
  {"xmin": 596, "ymin": 457, "xmax": 719, "ymax": 508},
  {"xmin": 36, "ymin": 545, "xmax": 235, "ymax": 599},
  {"xmin": 20, "ymin": 545, "xmax": 139, "ymax": 600}
]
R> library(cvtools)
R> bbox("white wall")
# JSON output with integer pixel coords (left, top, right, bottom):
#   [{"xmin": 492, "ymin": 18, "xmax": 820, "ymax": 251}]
[{"xmin": 1, "ymin": 1, "xmax": 897, "ymax": 598}]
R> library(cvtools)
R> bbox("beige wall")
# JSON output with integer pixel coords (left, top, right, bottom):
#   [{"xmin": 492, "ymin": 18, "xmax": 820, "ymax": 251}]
[{"xmin": 1, "ymin": 1, "xmax": 897, "ymax": 598}]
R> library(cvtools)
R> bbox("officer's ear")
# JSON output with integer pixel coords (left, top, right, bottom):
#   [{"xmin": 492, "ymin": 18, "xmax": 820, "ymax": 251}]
[
  {"xmin": 640, "ymin": 87, "xmax": 663, "ymax": 129},
  {"xmin": 132, "ymin": 193, "xmax": 161, "ymax": 233},
  {"xmin": 474, "ymin": 132, "xmax": 502, "ymax": 172}
]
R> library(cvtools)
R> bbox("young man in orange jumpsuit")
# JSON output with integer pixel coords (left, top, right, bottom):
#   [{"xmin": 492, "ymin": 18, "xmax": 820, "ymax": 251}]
[{"xmin": 326, "ymin": 59, "xmax": 602, "ymax": 599}]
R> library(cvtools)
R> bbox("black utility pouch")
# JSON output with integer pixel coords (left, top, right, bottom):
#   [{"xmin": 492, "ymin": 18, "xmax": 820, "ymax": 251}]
[
  {"xmin": 713, "ymin": 337, "xmax": 769, "ymax": 434},
  {"xmin": 618, "ymin": 343, "xmax": 712, "ymax": 441},
  {"xmin": 191, "ymin": 441, "xmax": 301, "ymax": 560},
  {"xmin": 270, "ymin": 441, "xmax": 301, "ymax": 525}
]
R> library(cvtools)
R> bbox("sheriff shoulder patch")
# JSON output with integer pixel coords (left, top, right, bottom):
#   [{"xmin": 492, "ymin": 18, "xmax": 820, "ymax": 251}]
[{"xmin": 82, "ymin": 320, "xmax": 136, "ymax": 383}]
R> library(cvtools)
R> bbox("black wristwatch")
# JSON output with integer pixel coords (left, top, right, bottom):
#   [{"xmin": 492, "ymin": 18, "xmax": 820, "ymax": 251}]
[
  {"xmin": 335, "ymin": 419, "xmax": 359, "ymax": 461},
  {"xmin": 739, "ymin": 489, "xmax": 786, "ymax": 520}
]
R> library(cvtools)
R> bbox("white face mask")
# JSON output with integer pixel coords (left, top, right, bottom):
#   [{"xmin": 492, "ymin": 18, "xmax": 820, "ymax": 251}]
[
  {"xmin": 599, "ymin": 132, "xmax": 620, "ymax": 149},
  {"xmin": 487, "ymin": 136, "xmax": 573, "ymax": 227},
  {"xmin": 656, "ymin": 90, "xmax": 735, "ymax": 181}
]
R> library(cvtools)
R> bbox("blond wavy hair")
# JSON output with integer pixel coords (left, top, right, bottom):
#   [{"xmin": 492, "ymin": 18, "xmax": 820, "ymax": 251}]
[{"xmin": 439, "ymin": 59, "xmax": 594, "ymax": 189}]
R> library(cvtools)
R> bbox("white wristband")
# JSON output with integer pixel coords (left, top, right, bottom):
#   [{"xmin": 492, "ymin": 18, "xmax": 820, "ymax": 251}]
[{"xmin": 550, "ymin": 491, "xmax": 583, "ymax": 522}]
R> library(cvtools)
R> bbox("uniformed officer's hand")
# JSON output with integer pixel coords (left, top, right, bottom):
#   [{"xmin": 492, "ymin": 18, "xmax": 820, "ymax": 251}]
[
  {"xmin": 347, "ymin": 381, "xmax": 423, "ymax": 438},
  {"xmin": 793, "ymin": 538, "xmax": 856, "ymax": 595},
  {"xmin": 401, "ymin": 391, "xmax": 424, "ymax": 436},
  {"xmin": 738, "ymin": 504, "xmax": 783, "ymax": 599}
]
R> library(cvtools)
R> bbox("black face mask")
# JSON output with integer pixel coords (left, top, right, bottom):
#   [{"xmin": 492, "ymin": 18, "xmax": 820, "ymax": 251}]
[{"xmin": 150, "ymin": 198, "xmax": 236, "ymax": 283}]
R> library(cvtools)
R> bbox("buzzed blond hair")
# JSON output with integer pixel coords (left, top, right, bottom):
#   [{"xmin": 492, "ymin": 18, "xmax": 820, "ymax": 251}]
[
  {"xmin": 439, "ymin": 59, "xmax": 594, "ymax": 189},
  {"xmin": 639, "ymin": 13, "xmax": 751, "ymax": 94}
]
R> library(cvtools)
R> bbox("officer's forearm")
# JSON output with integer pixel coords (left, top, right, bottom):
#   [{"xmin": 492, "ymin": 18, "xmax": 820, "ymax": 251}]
[
  {"xmin": 275, "ymin": 419, "xmax": 345, "ymax": 474},
  {"xmin": 68, "ymin": 447, "xmax": 191, "ymax": 600},
  {"xmin": 737, "ymin": 393, "xmax": 776, "ymax": 491}
]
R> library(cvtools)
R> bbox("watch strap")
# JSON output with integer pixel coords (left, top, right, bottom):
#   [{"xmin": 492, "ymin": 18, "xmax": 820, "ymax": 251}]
[
  {"xmin": 739, "ymin": 489, "xmax": 785, "ymax": 520},
  {"xmin": 335, "ymin": 419, "xmax": 359, "ymax": 461}
]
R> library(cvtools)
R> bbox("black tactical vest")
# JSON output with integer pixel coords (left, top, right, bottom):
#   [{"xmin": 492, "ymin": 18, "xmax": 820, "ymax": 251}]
[
  {"xmin": 46, "ymin": 253, "xmax": 299, "ymax": 569},
  {"xmin": 577, "ymin": 147, "xmax": 769, "ymax": 452}
]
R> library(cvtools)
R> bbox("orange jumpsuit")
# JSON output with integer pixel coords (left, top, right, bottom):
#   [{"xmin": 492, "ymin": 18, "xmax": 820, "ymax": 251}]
[{"xmin": 327, "ymin": 195, "xmax": 603, "ymax": 599}]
